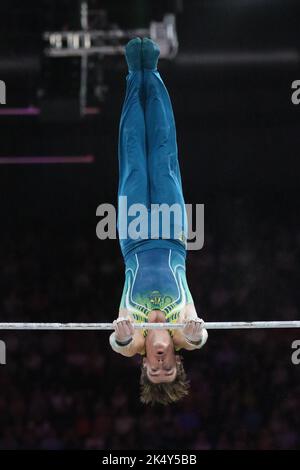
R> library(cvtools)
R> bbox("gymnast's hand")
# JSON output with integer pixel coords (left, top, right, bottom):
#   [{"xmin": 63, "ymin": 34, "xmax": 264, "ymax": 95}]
[
  {"xmin": 113, "ymin": 317, "xmax": 135, "ymax": 344},
  {"xmin": 183, "ymin": 318, "xmax": 205, "ymax": 344}
]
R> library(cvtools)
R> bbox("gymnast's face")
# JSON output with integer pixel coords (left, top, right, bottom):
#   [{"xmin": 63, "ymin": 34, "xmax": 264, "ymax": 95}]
[{"xmin": 143, "ymin": 310, "xmax": 180, "ymax": 383}]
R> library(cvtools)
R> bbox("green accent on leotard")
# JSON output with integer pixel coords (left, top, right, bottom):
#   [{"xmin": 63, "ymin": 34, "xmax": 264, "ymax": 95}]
[{"xmin": 120, "ymin": 248, "xmax": 193, "ymax": 336}]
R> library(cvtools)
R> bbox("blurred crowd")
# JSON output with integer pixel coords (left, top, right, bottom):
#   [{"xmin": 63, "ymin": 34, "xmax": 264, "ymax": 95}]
[{"xmin": 0, "ymin": 209, "xmax": 299, "ymax": 450}]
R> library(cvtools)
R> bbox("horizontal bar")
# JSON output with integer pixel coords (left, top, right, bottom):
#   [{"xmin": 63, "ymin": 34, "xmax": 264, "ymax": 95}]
[{"xmin": 0, "ymin": 321, "xmax": 300, "ymax": 331}]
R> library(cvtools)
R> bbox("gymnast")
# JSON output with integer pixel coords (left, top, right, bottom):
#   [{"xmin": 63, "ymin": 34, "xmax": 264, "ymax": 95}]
[{"xmin": 109, "ymin": 38, "xmax": 208, "ymax": 405}]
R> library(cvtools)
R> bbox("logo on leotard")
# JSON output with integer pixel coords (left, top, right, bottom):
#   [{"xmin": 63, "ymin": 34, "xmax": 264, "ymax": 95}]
[
  {"xmin": 149, "ymin": 291, "xmax": 163, "ymax": 309},
  {"xmin": 148, "ymin": 292, "xmax": 175, "ymax": 310}
]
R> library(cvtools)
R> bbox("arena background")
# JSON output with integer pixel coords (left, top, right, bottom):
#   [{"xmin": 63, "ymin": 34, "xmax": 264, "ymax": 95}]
[{"xmin": 0, "ymin": 0, "xmax": 300, "ymax": 450}]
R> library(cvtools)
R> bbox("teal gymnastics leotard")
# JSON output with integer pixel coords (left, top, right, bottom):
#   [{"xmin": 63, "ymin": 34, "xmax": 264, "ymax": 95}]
[{"xmin": 120, "ymin": 248, "xmax": 193, "ymax": 328}]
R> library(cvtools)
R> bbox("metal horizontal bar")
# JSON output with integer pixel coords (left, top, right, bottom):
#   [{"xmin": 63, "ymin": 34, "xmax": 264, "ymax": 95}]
[{"xmin": 0, "ymin": 321, "xmax": 299, "ymax": 331}]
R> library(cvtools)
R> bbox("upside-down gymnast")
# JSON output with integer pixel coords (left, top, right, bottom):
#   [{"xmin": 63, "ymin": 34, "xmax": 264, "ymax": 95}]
[{"xmin": 109, "ymin": 38, "xmax": 208, "ymax": 405}]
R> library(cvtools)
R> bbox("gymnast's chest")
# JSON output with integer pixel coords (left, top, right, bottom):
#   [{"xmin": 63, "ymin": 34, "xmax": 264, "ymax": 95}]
[{"xmin": 130, "ymin": 263, "xmax": 181, "ymax": 311}]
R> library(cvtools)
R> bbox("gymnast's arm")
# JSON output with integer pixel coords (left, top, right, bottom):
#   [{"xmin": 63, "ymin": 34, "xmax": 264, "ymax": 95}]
[
  {"xmin": 173, "ymin": 303, "xmax": 208, "ymax": 351},
  {"xmin": 109, "ymin": 312, "xmax": 145, "ymax": 357}
]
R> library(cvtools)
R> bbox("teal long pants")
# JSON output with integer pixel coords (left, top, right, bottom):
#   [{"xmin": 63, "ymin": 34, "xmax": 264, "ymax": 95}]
[{"xmin": 118, "ymin": 70, "xmax": 187, "ymax": 262}]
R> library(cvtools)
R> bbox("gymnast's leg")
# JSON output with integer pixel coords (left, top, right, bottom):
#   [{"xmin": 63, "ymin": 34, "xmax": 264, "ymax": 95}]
[
  {"xmin": 118, "ymin": 38, "xmax": 149, "ymax": 257},
  {"xmin": 142, "ymin": 38, "xmax": 187, "ymax": 244}
]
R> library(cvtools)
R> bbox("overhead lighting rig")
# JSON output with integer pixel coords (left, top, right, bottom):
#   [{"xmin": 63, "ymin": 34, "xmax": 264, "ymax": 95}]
[{"xmin": 43, "ymin": 3, "xmax": 178, "ymax": 115}]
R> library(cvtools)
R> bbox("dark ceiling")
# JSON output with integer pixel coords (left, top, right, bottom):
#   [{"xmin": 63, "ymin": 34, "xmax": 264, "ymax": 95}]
[{"xmin": 0, "ymin": 0, "xmax": 300, "ymax": 223}]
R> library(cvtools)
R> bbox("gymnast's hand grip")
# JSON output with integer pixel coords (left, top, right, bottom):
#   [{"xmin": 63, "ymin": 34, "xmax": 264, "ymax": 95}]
[
  {"xmin": 182, "ymin": 318, "xmax": 205, "ymax": 343},
  {"xmin": 113, "ymin": 317, "xmax": 134, "ymax": 343}
]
